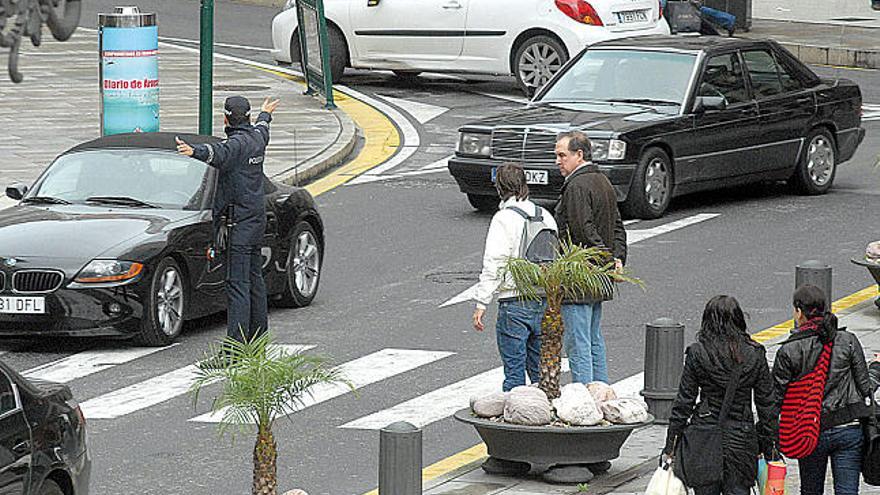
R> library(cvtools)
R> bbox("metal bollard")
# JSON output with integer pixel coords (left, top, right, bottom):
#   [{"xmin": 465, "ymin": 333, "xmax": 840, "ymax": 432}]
[
  {"xmin": 795, "ymin": 260, "xmax": 832, "ymax": 310},
  {"xmin": 641, "ymin": 318, "xmax": 684, "ymax": 424},
  {"xmin": 379, "ymin": 422, "xmax": 422, "ymax": 495}
]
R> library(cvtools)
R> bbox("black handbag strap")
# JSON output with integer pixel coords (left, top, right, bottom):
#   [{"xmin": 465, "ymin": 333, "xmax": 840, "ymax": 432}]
[{"xmin": 718, "ymin": 363, "xmax": 744, "ymax": 425}]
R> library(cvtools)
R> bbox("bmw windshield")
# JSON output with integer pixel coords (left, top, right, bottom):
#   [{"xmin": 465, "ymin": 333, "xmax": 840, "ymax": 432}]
[
  {"xmin": 27, "ymin": 150, "xmax": 211, "ymax": 210},
  {"xmin": 537, "ymin": 49, "xmax": 698, "ymax": 111}
]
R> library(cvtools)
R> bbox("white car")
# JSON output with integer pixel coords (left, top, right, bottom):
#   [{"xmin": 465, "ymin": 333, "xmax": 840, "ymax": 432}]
[{"xmin": 272, "ymin": 0, "xmax": 670, "ymax": 95}]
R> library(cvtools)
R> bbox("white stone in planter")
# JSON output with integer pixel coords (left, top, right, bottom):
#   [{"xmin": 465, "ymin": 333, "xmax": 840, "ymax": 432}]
[
  {"xmin": 552, "ymin": 383, "xmax": 603, "ymax": 426},
  {"xmin": 587, "ymin": 381, "xmax": 617, "ymax": 404},
  {"xmin": 471, "ymin": 392, "xmax": 508, "ymax": 418},
  {"xmin": 504, "ymin": 386, "xmax": 552, "ymax": 426},
  {"xmin": 283, "ymin": 490, "xmax": 308, "ymax": 495},
  {"xmin": 601, "ymin": 398, "xmax": 650, "ymax": 424}
]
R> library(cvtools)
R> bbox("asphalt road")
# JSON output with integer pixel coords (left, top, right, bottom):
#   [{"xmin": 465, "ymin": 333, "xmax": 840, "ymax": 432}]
[{"xmin": 0, "ymin": 3, "xmax": 875, "ymax": 494}]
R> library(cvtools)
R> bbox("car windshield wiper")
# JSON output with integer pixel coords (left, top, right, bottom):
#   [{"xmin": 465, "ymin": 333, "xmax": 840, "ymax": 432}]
[
  {"xmin": 85, "ymin": 196, "xmax": 158, "ymax": 209},
  {"xmin": 21, "ymin": 196, "xmax": 72, "ymax": 205},
  {"xmin": 604, "ymin": 98, "xmax": 680, "ymax": 106}
]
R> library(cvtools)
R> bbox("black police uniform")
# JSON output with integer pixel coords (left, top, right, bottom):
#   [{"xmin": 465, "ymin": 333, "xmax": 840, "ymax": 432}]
[{"xmin": 191, "ymin": 102, "xmax": 271, "ymax": 343}]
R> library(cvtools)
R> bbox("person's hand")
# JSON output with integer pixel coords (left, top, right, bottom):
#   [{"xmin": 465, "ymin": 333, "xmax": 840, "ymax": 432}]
[
  {"xmin": 175, "ymin": 137, "xmax": 194, "ymax": 157},
  {"xmin": 473, "ymin": 308, "xmax": 485, "ymax": 332},
  {"xmin": 660, "ymin": 452, "xmax": 673, "ymax": 469},
  {"xmin": 872, "ymin": 352, "xmax": 880, "ymax": 363},
  {"xmin": 261, "ymin": 97, "xmax": 280, "ymax": 114},
  {"xmin": 614, "ymin": 258, "xmax": 623, "ymax": 272}
]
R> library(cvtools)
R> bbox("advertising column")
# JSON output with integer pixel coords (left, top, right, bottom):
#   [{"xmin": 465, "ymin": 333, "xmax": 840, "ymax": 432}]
[{"xmin": 99, "ymin": 7, "xmax": 159, "ymax": 135}]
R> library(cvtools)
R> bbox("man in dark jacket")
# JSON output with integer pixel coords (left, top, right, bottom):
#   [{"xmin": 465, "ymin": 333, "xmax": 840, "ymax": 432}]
[
  {"xmin": 176, "ymin": 96, "xmax": 279, "ymax": 344},
  {"xmin": 554, "ymin": 130, "xmax": 627, "ymax": 384}
]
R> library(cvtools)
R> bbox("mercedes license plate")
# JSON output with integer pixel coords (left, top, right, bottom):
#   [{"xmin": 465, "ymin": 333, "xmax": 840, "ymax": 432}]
[
  {"xmin": 491, "ymin": 168, "xmax": 549, "ymax": 185},
  {"xmin": 0, "ymin": 296, "xmax": 45, "ymax": 314},
  {"xmin": 616, "ymin": 9, "xmax": 648, "ymax": 23}
]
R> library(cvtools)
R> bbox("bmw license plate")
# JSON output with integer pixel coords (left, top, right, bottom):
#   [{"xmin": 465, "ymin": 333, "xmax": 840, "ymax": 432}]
[
  {"xmin": 0, "ymin": 296, "xmax": 45, "ymax": 314},
  {"xmin": 491, "ymin": 168, "xmax": 549, "ymax": 185},
  {"xmin": 616, "ymin": 9, "xmax": 648, "ymax": 23}
]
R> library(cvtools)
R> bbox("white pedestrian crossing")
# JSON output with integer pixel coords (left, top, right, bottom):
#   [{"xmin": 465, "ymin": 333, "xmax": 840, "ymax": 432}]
[
  {"xmin": 864, "ymin": 104, "xmax": 880, "ymax": 121},
  {"xmin": 189, "ymin": 348, "xmax": 454, "ymax": 423},
  {"xmin": 81, "ymin": 344, "xmax": 314, "ymax": 420},
  {"xmin": 24, "ymin": 346, "xmax": 174, "ymax": 383}
]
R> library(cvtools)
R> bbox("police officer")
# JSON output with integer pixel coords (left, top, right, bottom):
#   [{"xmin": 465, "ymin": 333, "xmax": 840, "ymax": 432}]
[{"xmin": 176, "ymin": 96, "xmax": 280, "ymax": 345}]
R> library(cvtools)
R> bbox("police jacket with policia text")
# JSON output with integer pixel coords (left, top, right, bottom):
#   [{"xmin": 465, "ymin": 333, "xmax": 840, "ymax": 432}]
[{"xmin": 191, "ymin": 111, "xmax": 272, "ymax": 246}]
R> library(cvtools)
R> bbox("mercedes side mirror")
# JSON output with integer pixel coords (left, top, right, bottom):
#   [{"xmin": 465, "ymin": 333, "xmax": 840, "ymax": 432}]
[
  {"xmin": 693, "ymin": 96, "xmax": 727, "ymax": 114},
  {"xmin": 5, "ymin": 183, "xmax": 27, "ymax": 201}
]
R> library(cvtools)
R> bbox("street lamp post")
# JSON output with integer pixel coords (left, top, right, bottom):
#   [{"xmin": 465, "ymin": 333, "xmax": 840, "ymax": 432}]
[{"xmin": 199, "ymin": 0, "xmax": 214, "ymax": 135}]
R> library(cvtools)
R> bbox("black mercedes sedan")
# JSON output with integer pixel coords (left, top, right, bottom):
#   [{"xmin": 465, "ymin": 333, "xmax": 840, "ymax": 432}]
[
  {"xmin": 0, "ymin": 359, "xmax": 90, "ymax": 494},
  {"xmin": 0, "ymin": 133, "xmax": 324, "ymax": 345},
  {"xmin": 448, "ymin": 37, "xmax": 866, "ymax": 218}
]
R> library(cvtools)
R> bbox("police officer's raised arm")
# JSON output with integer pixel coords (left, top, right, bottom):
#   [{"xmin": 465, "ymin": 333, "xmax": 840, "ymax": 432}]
[
  {"xmin": 176, "ymin": 136, "xmax": 241, "ymax": 172},
  {"xmin": 254, "ymin": 98, "xmax": 280, "ymax": 146}
]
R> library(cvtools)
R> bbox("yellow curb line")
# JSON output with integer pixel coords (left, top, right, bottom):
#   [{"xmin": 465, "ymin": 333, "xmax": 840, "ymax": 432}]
[
  {"xmin": 361, "ymin": 284, "xmax": 879, "ymax": 494},
  {"xmin": 256, "ymin": 68, "xmax": 400, "ymax": 198}
]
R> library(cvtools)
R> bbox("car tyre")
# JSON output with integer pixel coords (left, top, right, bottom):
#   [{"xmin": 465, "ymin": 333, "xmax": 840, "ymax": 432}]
[
  {"xmin": 467, "ymin": 193, "xmax": 497, "ymax": 212},
  {"xmin": 622, "ymin": 147, "xmax": 673, "ymax": 219},
  {"xmin": 136, "ymin": 257, "xmax": 186, "ymax": 346},
  {"xmin": 290, "ymin": 27, "xmax": 347, "ymax": 84},
  {"xmin": 790, "ymin": 128, "xmax": 836, "ymax": 195},
  {"xmin": 276, "ymin": 221, "xmax": 322, "ymax": 308},
  {"xmin": 513, "ymin": 35, "xmax": 568, "ymax": 97},
  {"xmin": 38, "ymin": 479, "xmax": 64, "ymax": 495}
]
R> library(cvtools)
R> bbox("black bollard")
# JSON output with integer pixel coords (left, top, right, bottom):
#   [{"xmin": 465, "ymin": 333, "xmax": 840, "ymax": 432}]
[
  {"xmin": 641, "ymin": 318, "xmax": 684, "ymax": 424},
  {"xmin": 379, "ymin": 422, "xmax": 422, "ymax": 495},
  {"xmin": 795, "ymin": 260, "xmax": 832, "ymax": 310}
]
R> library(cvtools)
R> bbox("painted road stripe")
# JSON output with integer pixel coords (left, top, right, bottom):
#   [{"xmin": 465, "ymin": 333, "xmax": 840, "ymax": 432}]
[
  {"xmin": 0, "ymin": 197, "xmax": 14, "ymax": 210},
  {"xmin": 439, "ymin": 213, "xmax": 719, "ymax": 308},
  {"xmin": 81, "ymin": 345, "xmax": 313, "ymax": 419},
  {"xmin": 190, "ymin": 348, "xmax": 454, "ymax": 423},
  {"xmin": 378, "ymin": 95, "xmax": 449, "ymax": 124},
  {"xmin": 350, "ymin": 155, "xmax": 453, "ymax": 184},
  {"xmin": 343, "ymin": 361, "xmax": 580, "ymax": 430},
  {"xmin": 24, "ymin": 346, "xmax": 174, "ymax": 383},
  {"xmin": 359, "ymin": 285, "xmax": 880, "ymax": 494}
]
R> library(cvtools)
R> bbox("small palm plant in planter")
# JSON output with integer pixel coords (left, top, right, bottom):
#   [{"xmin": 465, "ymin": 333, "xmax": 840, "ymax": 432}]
[
  {"xmin": 504, "ymin": 240, "xmax": 641, "ymax": 400},
  {"xmin": 190, "ymin": 332, "xmax": 350, "ymax": 495}
]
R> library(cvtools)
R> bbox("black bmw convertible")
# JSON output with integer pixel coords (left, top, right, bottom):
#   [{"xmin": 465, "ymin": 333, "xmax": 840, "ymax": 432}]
[{"xmin": 0, "ymin": 133, "xmax": 324, "ymax": 345}]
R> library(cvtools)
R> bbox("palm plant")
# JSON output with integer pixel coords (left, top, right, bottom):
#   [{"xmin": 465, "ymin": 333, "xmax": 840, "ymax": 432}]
[
  {"xmin": 504, "ymin": 240, "xmax": 641, "ymax": 399},
  {"xmin": 190, "ymin": 332, "xmax": 350, "ymax": 495}
]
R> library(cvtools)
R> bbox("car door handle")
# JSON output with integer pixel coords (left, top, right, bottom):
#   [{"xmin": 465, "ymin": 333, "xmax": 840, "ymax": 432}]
[
  {"xmin": 442, "ymin": 1, "xmax": 462, "ymax": 9},
  {"xmin": 12, "ymin": 440, "xmax": 29, "ymax": 455},
  {"xmin": 796, "ymin": 97, "xmax": 812, "ymax": 105}
]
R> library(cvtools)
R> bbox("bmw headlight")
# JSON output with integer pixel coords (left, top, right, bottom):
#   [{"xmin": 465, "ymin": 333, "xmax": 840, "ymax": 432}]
[
  {"xmin": 590, "ymin": 139, "xmax": 627, "ymax": 161},
  {"xmin": 283, "ymin": 0, "xmax": 296, "ymax": 10},
  {"xmin": 75, "ymin": 260, "xmax": 144, "ymax": 284},
  {"xmin": 456, "ymin": 132, "xmax": 492, "ymax": 157}
]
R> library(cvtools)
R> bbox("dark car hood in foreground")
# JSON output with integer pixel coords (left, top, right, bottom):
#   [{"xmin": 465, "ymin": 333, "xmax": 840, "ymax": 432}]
[
  {"xmin": 0, "ymin": 204, "xmax": 198, "ymax": 261},
  {"xmin": 466, "ymin": 102, "xmax": 677, "ymax": 134}
]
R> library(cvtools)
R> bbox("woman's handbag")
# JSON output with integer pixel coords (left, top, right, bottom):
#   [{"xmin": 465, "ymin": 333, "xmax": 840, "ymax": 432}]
[
  {"xmin": 646, "ymin": 463, "xmax": 687, "ymax": 495},
  {"xmin": 757, "ymin": 457, "xmax": 787, "ymax": 495},
  {"xmin": 673, "ymin": 363, "xmax": 743, "ymax": 487},
  {"xmin": 779, "ymin": 341, "xmax": 833, "ymax": 458},
  {"xmin": 862, "ymin": 401, "xmax": 880, "ymax": 485}
]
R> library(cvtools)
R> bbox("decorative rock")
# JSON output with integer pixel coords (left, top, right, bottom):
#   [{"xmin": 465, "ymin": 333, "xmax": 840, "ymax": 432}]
[
  {"xmin": 552, "ymin": 383, "xmax": 603, "ymax": 426},
  {"xmin": 282, "ymin": 491, "xmax": 308, "ymax": 495},
  {"xmin": 471, "ymin": 392, "xmax": 507, "ymax": 418},
  {"xmin": 542, "ymin": 464, "xmax": 594, "ymax": 484},
  {"xmin": 481, "ymin": 457, "xmax": 531, "ymax": 476},
  {"xmin": 601, "ymin": 398, "xmax": 650, "ymax": 424},
  {"xmin": 504, "ymin": 386, "xmax": 552, "ymax": 426},
  {"xmin": 587, "ymin": 381, "xmax": 617, "ymax": 404}
]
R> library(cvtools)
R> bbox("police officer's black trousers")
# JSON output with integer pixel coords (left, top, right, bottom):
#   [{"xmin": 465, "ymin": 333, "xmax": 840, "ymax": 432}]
[{"xmin": 226, "ymin": 244, "xmax": 268, "ymax": 343}]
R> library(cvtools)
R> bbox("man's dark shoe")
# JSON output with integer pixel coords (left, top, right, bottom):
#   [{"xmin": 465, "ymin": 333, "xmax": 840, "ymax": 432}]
[{"xmin": 727, "ymin": 25, "xmax": 736, "ymax": 37}]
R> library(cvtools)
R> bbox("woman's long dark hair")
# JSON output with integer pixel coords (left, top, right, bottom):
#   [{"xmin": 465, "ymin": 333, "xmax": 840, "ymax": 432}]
[
  {"xmin": 698, "ymin": 295, "xmax": 753, "ymax": 367},
  {"xmin": 793, "ymin": 284, "xmax": 838, "ymax": 343}
]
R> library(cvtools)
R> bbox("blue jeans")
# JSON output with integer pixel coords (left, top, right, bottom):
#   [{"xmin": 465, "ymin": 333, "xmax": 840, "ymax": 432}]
[
  {"xmin": 700, "ymin": 6, "xmax": 736, "ymax": 31},
  {"xmin": 227, "ymin": 244, "xmax": 268, "ymax": 343},
  {"xmin": 562, "ymin": 302, "xmax": 608, "ymax": 384},
  {"xmin": 496, "ymin": 300, "xmax": 543, "ymax": 392},
  {"xmin": 798, "ymin": 425, "xmax": 864, "ymax": 495}
]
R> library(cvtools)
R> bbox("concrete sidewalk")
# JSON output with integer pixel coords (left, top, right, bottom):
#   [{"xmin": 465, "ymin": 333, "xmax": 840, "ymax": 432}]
[
  {"xmin": 0, "ymin": 29, "xmax": 356, "ymax": 193},
  {"xmin": 429, "ymin": 292, "xmax": 880, "ymax": 495}
]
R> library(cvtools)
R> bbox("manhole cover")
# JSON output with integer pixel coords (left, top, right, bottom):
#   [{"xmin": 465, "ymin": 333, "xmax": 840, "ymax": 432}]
[
  {"xmin": 426, "ymin": 271, "xmax": 480, "ymax": 284},
  {"xmin": 213, "ymin": 84, "xmax": 271, "ymax": 92}
]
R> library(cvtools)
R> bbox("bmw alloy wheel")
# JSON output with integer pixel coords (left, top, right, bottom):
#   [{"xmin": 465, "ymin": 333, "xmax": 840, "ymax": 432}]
[
  {"xmin": 293, "ymin": 230, "xmax": 320, "ymax": 298},
  {"xmin": 156, "ymin": 267, "xmax": 183, "ymax": 336},
  {"xmin": 518, "ymin": 42, "xmax": 564, "ymax": 91},
  {"xmin": 645, "ymin": 158, "xmax": 670, "ymax": 209},
  {"xmin": 806, "ymin": 135, "xmax": 835, "ymax": 187}
]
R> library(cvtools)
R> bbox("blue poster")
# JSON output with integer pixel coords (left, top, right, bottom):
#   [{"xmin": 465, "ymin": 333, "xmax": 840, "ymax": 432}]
[{"xmin": 101, "ymin": 26, "xmax": 159, "ymax": 135}]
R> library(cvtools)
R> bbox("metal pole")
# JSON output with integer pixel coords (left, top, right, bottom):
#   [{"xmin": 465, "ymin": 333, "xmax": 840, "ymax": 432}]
[
  {"xmin": 379, "ymin": 422, "xmax": 422, "ymax": 495},
  {"xmin": 795, "ymin": 260, "xmax": 833, "ymax": 310},
  {"xmin": 199, "ymin": 0, "xmax": 214, "ymax": 135},
  {"xmin": 641, "ymin": 317, "xmax": 684, "ymax": 424}
]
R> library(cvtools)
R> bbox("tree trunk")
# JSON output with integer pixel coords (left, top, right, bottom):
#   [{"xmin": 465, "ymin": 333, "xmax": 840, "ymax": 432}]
[
  {"xmin": 253, "ymin": 424, "xmax": 278, "ymax": 495},
  {"xmin": 539, "ymin": 296, "xmax": 564, "ymax": 400}
]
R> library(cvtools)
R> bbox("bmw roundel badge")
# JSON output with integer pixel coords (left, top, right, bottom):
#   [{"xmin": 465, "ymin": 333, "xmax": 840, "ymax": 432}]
[{"xmin": 3, "ymin": 258, "xmax": 17, "ymax": 268}]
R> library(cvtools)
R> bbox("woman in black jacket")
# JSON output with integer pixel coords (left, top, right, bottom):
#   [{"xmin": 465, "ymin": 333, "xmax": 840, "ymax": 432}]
[
  {"xmin": 773, "ymin": 285, "xmax": 872, "ymax": 495},
  {"xmin": 663, "ymin": 295, "xmax": 778, "ymax": 495}
]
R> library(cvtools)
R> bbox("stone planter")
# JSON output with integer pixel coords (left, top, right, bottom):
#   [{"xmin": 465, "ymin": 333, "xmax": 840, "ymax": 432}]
[{"xmin": 453, "ymin": 408, "xmax": 653, "ymax": 483}]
